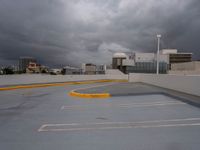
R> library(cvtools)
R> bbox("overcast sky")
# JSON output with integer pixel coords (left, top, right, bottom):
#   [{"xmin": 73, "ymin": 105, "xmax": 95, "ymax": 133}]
[{"xmin": 0, "ymin": 0, "xmax": 200, "ymax": 67}]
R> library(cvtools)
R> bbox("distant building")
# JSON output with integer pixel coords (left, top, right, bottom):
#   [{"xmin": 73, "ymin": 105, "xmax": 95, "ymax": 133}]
[
  {"xmin": 0, "ymin": 69, "xmax": 3, "ymax": 75},
  {"xmin": 160, "ymin": 49, "xmax": 178, "ymax": 54},
  {"xmin": 25, "ymin": 61, "xmax": 49, "ymax": 74},
  {"xmin": 82, "ymin": 63, "xmax": 96, "ymax": 75},
  {"xmin": 40, "ymin": 66, "xmax": 49, "ymax": 73},
  {"xmin": 19, "ymin": 57, "xmax": 36, "ymax": 72},
  {"xmin": 126, "ymin": 62, "xmax": 168, "ymax": 74},
  {"xmin": 26, "ymin": 62, "xmax": 41, "ymax": 73},
  {"xmin": 160, "ymin": 49, "xmax": 192, "ymax": 69},
  {"xmin": 63, "ymin": 66, "xmax": 82, "ymax": 75},
  {"xmin": 112, "ymin": 49, "xmax": 193, "ymax": 74},
  {"xmin": 96, "ymin": 65, "xmax": 106, "ymax": 74},
  {"xmin": 112, "ymin": 52, "xmax": 168, "ymax": 74},
  {"xmin": 134, "ymin": 53, "xmax": 155, "ymax": 62},
  {"xmin": 49, "ymin": 69, "xmax": 62, "ymax": 75},
  {"xmin": 0, "ymin": 66, "xmax": 15, "ymax": 74},
  {"xmin": 112, "ymin": 53, "xmax": 127, "ymax": 73},
  {"xmin": 82, "ymin": 63, "xmax": 106, "ymax": 75},
  {"xmin": 169, "ymin": 53, "xmax": 192, "ymax": 63}
]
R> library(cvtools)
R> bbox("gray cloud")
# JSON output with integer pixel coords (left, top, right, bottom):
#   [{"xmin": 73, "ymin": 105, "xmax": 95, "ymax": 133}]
[{"xmin": 0, "ymin": 0, "xmax": 200, "ymax": 67}]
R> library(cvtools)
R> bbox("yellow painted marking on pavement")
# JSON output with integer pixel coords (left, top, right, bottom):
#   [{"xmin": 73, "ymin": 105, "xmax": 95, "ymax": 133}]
[
  {"xmin": 69, "ymin": 91, "xmax": 111, "ymax": 98},
  {"xmin": 68, "ymin": 82, "xmax": 119, "ymax": 98},
  {"xmin": 0, "ymin": 79, "xmax": 127, "ymax": 91}
]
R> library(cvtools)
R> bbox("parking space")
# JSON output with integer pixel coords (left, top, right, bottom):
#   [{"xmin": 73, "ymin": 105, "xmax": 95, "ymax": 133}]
[{"xmin": 0, "ymin": 82, "xmax": 200, "ymax": 150}]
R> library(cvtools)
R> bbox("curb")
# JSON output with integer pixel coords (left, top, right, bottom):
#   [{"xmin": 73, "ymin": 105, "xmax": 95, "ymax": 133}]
[
  {"xmin": 0, "ymin": 79, "xmax": 128, "ymax": 91},
  {"xmin": 69, "ymin": 91, "xmax": 111, "ymax": 98}
]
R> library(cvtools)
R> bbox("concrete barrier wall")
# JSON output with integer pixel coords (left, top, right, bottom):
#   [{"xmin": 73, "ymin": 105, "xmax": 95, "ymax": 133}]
[
  {"xmin": 169, "ymin": 70, "xmax": 200, "ymax": 75},
  {"xmin": 129, "ymin": 73, "xmax": 200, "ymax": 97},
  {"xmin": 106, "ymin": 74, "xmax": 128, "ymax": 80},
  {"xmin": 0, "ymin": 74, "xmax": 128, "ymax": 86}
]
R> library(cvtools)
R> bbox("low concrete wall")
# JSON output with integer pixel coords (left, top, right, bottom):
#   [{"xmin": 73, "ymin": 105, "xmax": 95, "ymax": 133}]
[
  {"xmin": 169, "ymin": 70, "xmax": 200, "ymax": 75},
  {"xmin": 171, "ymin": 61, "xmax": 200, "ymax": 71},
  {"xmin": 0, "ymin": 74, "xmax": 128, "ymax": 86},
  {"xmin": 107, "ymin": 74, "xmax": 128, "ymax": 80},
  {"xmin": 105, "ymin": 69, "xmax": 124, "ymax": 75},
  {"xmin": 129, "ymin": 73, "xmax": 200, "ymax": 97}
]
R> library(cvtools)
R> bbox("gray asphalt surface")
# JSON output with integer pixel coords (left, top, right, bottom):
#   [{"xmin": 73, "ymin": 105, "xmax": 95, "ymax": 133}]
[
  {"xmin": 77, "ymin": 82, "xmax": 200, "ymax": 107},
  {"xmin": 0, "ymin": 82, "xmax": 200, "ymax": 150}
]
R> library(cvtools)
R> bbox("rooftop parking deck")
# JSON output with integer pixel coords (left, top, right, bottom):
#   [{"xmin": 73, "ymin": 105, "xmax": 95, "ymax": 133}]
[{"xmin": 0, "ymin": 81, "xmax": 200, "ymax": 150}]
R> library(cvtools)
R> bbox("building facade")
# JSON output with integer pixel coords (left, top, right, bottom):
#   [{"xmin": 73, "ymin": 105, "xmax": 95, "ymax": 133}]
[
  {"xmin": 112, "ymin": 53, "xmax": 127, "ymax": 73},
  {"xmin": 112, "ymin": 52, "xmax": 168, "ymax": 74},
  {"xmin": 160, "ymin": 49, "xmax": 192, "ymax": 69},
  {"xmin": 82, "ymin": 63, "xmax": 96, "ymax": 75},
  {"xmin": 63, "ymin": 66, "xmax": 82, "ymax": 75},
  {"xmin": 26, "ymin": 62, "xmax": 40, "ymax": 73},
  {"xmin": 82, "ymin": 63, "xmax": 106, "ymax": 74},
  {"xmin": 19, "ymin": 57, "xmax": 36, "ymax": 72},
  {"xmin": 126, "ymin": 62, "xmax": 168, "ymax": 74},
  {"xmin": 112, "ymin": 49, "xmax": 192, "ymax": 74},
  {"xmin": 96, "ymin": 65, "xmax": 106, "ymax": 74}
]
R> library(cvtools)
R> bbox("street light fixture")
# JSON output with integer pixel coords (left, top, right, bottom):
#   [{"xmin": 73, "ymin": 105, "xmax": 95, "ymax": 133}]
[{"xmin": 156, "ymin": 34, "xmax": 161, "ymax": 74}]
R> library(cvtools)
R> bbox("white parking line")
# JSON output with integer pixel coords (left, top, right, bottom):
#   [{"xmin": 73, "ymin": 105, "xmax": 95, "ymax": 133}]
[
  {"xmin": 61, "ymin": 101, "xmax": 186, "ymax": 110},
  {"xmin": 38, "ymin": 118, "xmax": 200, "ymax": 132},
  {"xmin": 39, "ymin": 123, "xmax": 200, "ymax": 132}
]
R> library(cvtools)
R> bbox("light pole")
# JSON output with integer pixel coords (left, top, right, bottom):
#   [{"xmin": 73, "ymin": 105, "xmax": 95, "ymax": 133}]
[{"xmin": 156, "ymin": 34, "xmax": 161, "ymax": 74}]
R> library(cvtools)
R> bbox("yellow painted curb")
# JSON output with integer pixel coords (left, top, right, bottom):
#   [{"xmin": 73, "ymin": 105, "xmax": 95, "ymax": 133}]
[
  {"xmin": 69, "ymin": 91, "xmax": 111, "ymax": 98},
  {"xmin": 0, "ymin": 83, "xmax": 68, "ymax": 91},
  {"xmin": 0, "ymin": 79, "xmax": 128, "ymax": 91}
]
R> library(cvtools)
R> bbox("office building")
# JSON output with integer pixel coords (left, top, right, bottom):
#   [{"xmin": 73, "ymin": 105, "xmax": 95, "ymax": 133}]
[
  {"xmin": 112, "ymin": 49, "xmax": 192, "ymax": 74},
  {"xmin": 19, "ymin": 57, "xmax": 36, "ymax": 72},
  {"xmin": 112, "ymin": 52, "xmax": 168, "ymax": 74},
  {"xmin": 160, "ymin": 49, "xmax": 192, "ymax": 69}
]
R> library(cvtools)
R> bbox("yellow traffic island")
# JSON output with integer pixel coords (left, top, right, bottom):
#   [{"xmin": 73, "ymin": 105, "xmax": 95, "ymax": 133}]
[{"xmin": 69, "ymin": 90, "xmax": 111, "ymax": 98}]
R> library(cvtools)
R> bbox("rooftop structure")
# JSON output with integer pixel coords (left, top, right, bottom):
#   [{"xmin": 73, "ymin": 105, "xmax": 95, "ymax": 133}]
[
  {"xmin": 112, "ymin": 53, "xmax": 128, "ymax": 73},
  {"xmin": 113, "ymin": 52, "xmax": 127, "ymax": 58},
  {"xmin": 112, "ymin": 52, "xmax": 168, "ymax": 74},
  {"xmin": 160, "ymin": 49, "xmax": 178, "ymax": 54},
  {"xmin": 161, "ymin": 49, "xmax": 193, "ymax": 69},
  {"xmin": 112, "ymin": 49, "xmax": 193, "ymax": 74}
]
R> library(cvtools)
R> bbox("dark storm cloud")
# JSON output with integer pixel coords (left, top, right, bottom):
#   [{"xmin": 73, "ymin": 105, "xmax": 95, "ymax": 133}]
[{"xmin": 0, "ymin": 0, "xmax": 200, "ymax": 67}]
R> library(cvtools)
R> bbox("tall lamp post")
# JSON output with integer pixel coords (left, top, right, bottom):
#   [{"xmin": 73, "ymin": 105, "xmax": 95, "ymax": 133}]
[{"xmin": 156, "ymin": 34, "xmax": 161, "ymax": 74}]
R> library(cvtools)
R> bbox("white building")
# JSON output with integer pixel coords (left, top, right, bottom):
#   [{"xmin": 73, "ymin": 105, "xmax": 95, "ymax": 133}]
[
  {"xmin": 160, "ymin": 49, "xmax": 178, "ymax": 54},
  {"xmin": 135, "ymin": 53, "xmax": 155, "ymax": 62},
  {"xmin": 112, "ymin": 52, "xmax": 169, "ymax": 74},
  {"xmin": 81, "ymin": 63, "xmax": 106, "ymax": 74}
]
